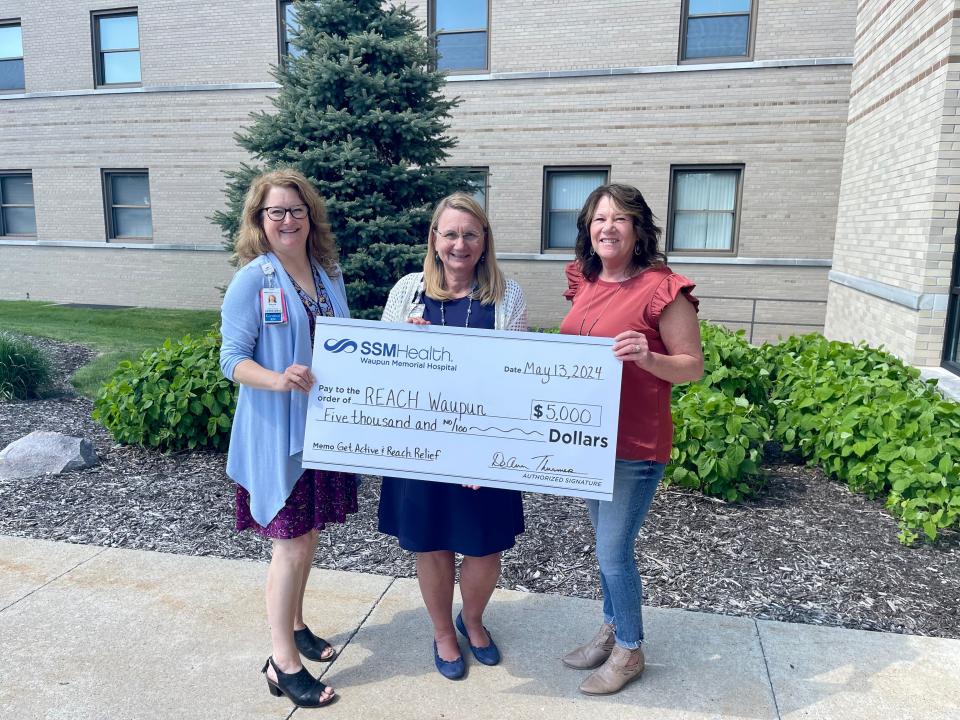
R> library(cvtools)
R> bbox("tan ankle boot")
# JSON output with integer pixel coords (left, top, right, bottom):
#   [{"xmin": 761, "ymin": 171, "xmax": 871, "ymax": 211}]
[
  {"xmin": 561, "ymin": 623, "xmax": 615, "ymax": 669},
  {"xmin": 578, "ymin": 645, "xmax": 645, "ymax": 695}
]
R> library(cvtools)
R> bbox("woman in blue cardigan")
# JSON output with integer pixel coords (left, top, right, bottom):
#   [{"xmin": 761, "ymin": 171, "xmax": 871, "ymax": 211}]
[{"xmin": 220, "ymin": 168, "xmax": 352, "ymax": 709}]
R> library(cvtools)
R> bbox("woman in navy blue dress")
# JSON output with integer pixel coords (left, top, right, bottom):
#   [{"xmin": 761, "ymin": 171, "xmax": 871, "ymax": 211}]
[{"xmin": 378, "ymin": 193, "xmax": 528, "ymax": 679}]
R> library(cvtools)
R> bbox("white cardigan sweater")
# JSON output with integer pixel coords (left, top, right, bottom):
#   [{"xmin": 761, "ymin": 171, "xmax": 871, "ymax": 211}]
[{"xmin": 380, "ymin": 272, "xmax": 528, "ymax": 331}]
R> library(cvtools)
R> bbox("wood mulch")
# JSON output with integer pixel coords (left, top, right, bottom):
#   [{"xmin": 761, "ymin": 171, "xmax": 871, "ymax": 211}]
[{"xmin": 1, "ymin": 336, "xmax": 958, "ymax": 639}]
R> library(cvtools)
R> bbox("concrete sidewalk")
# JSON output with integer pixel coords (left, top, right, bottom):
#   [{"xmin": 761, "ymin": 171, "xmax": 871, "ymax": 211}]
[{"xmin": 1, "ymin": 536, "xmax": 958, "ymax": 720}]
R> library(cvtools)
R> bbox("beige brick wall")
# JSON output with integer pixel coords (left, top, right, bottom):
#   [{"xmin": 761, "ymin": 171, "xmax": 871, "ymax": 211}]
[
  {"xmin": 448, "ymin": 66, "xmax": 850, "ymax": 261},
  {"xmin": 410, "ymin": 1, "xmax": 857, "ymax": 68},
  {"xmin": 0, "ymin": 90, "xmax": 273, "ymax": 245},
  {"xmin": 824, "ymin": 282, "xmax": 948, "ymax": 363},
  {"xmin": 10, "ymin": 0, "xmax": 276, "ymax": 92},
  {"xmin": 441, "ymin": 60, "xmax": 849, "ymax": 329},
  {"xmin": 825, "ymin": 0, "xmax": 958, "ymax": 366},
  {"xmin": 0, "ymin": 245, "xmax": 233, "ymax": 309},
  {"xmin": 424, "ymin": 1, "xmax": 856, "ymax": 75},
  {"xmin": 2, "ymin": 0, "xmax": 856, "ymax": 335},
  {"xmin": 754, "ymin": 1, "xmax": 856, "ymax": 60}
]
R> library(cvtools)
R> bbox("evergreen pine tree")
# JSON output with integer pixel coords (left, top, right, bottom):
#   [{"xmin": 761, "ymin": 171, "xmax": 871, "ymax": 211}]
[{"xmin": 212, "ymin": 0, "xmax": 470, "ymax": 318}]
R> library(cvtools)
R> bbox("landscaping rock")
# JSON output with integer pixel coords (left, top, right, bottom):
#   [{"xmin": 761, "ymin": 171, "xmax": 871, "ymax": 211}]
[{"xmin": 0, "ymin": 431, "xmax": 99, "ymax": 481}]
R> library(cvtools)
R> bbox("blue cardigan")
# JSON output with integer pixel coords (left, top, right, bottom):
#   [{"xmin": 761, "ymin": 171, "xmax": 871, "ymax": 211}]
[{"xmin": 220, "ymin": 251, "xmax": 350, "ymax": 526}]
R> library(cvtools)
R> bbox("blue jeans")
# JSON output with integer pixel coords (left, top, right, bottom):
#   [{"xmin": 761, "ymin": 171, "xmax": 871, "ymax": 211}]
[{"xmin": 585, "ymin": 459, "xmax": 665, "ymax": 649}]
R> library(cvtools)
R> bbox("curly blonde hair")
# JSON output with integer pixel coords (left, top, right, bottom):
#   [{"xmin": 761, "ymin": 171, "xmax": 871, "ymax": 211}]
[
  {"xmin": 422, "ymin": 192, "xmax": 505, "ymax": 305},
  {"xmin": 233, "ymin": 168, "xmax": 339, "ymax": 275}
]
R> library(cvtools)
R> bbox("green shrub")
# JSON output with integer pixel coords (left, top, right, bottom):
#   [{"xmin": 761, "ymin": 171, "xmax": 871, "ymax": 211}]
[
  {"xmin": 764, "ymin": 333, "xmax": 960, "ymax": 543},
  {"xmin": 0, "ymin": 332, "xmax": 53, "ymax": 400},
  {"xmin": 684, "ymin": 322, "xmax": 772, "ymax": 407},
  {"xmin": 668, "ymin": 384, "xmax": 769, "ymax": 501},
  {"xmin": 93, "ymin": 332, "xmax": 236, "ymax": 451},
  {"xmin": 667, "ymin": 322, "xmax": 771, "ymax": 501}
]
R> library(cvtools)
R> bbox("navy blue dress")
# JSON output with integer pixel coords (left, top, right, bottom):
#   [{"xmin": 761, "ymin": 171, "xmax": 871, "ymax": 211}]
[{"xmin": 377, "ymin": 295, "xmax": 526, "ymax": 555}]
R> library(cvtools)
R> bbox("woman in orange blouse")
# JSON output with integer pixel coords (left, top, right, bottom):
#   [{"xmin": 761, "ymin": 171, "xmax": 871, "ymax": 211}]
[{"xmin": 558, "ymin": 183, "xmax": 703, "ymax": 695}]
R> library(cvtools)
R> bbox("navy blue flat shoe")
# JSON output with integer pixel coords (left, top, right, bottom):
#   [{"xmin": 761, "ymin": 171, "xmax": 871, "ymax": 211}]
[
  {"xmin": 456, "ymin": 612, "xmax": 501, "ymax": 666},
  {"xmin": 433, "ymin": 640, "xmax": 466, "ymax": 680}
]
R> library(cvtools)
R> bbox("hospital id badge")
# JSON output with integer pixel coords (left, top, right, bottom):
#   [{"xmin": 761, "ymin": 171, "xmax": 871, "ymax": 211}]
[{"xmin": 261, "ymin": 288, "xmax": 287, "ymax": 324}]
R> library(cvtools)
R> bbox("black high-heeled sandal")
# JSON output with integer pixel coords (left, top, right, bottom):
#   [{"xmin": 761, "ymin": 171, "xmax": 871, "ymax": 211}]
[
  {"xmin": 261, "ymin": 656, "xmax": 336, "ymax": 708},
  {"xmin": 294, "ymin": 625, "xmax": 338, "ymax": 662}
]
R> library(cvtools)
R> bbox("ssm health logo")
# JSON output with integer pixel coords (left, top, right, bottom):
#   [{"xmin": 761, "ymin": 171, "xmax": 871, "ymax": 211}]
[
  {"xmin": 323, "ymin": 337, "xmax": 452, "ymax": 362},
  {"xmin": 322, "ymin": 338, "xmax": 396, "ymax": 356},
  {"xmin": 323, "ymin": 338, "xmax": 358, "ymax": 354}
]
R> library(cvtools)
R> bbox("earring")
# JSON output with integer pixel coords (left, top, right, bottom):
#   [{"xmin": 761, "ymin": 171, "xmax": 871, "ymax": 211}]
[
  {"xmin": 589, "ymin": 246, "xmax": 596, "ymax": 257},
  {"xmin": 479, "ymin": 253, "xmax": 486, "ymax": 264},
  {"xmin": 434, "ymin": 252, "xmax": 441, "ymax": 263},
  {"xmin": 635, "ymin": 243, "xmax": 642, "ymax": 256}
]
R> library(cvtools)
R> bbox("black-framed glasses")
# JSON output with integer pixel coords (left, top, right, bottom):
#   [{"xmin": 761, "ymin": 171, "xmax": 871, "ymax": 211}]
[{"xmin": 262, "ymin": 205, "xmax": 308, "ymax": 221}]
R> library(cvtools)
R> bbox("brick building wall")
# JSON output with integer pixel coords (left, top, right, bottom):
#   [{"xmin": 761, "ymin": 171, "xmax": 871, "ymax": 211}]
[
  {"xmin": 420, "ymin": 0, "xmax": 856, "ymax": 74},
  {"xmin": 1, "ymin": 91, "xmax": 273, "ymax": 246},
  {"xmin": 824, "ymin": 0, "xmax": 959, "ymax": 365},
  {"xmin": 1, "ymin": 0, "xmax": 857, "ymax": 334},
  {"xmin": 17, "ymin": 1, "xmax": 276, "ymax": 91},
  {"xmin": 445, "ymin": 65, "xmax": 850, "ymax": 330},
  {"xmin": 1, "ymin": 0, "xmax": 279, "ymax": 308}
]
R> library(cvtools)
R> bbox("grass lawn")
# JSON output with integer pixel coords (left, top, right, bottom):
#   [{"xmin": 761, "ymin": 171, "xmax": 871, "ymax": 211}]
[{"xmin": 0, "ymin": 301, "xmax": 220, "ymax": 398}]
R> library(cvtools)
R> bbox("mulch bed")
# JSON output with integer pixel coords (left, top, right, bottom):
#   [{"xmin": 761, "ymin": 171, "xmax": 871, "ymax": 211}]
[{"xmin": 1, "ymin": 337, "xmax": 958, "ymax": 639}]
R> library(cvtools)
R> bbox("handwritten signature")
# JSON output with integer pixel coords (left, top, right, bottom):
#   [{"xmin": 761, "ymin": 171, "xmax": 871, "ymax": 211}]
[{"xmin": 490, "ymin": 452, "xmax": 577, "ymax": 475}]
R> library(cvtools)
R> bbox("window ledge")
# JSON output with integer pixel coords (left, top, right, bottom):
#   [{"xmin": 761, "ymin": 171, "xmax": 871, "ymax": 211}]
[
  {"xmin": 0, "ymin": 238, "xmax": 225, "ymax": 251},
  {"xmin": 446, "ymin": 56, "xmax": 852, "ymax": 82},
  {"xmin": 496, "ymin": 253, "xmax": 832, "ymax": 267},
  {"xmin": 0, "ymin": 81, "xmax": 278, "ymax": 101}
]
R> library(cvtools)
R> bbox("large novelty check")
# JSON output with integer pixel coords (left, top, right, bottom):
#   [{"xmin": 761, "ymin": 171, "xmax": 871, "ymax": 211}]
[{"xmin": 302, "ymin": 317, "xmax": 622, "ymax": 501}]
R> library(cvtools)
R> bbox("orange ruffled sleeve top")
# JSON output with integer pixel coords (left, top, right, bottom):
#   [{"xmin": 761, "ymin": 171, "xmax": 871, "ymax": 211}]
[{"xmin": 559, "ymin": 262, "xmax": 699, "ymax": 463}]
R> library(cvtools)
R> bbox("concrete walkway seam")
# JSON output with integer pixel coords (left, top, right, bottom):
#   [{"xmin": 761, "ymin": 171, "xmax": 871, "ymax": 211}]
[
  {"xmin": 316, "ymin": 575, "xmax": 398, "ymax": 684},
  {"xmin": 754, "ymin": 617, "xmax": 783, "ymax": 720},
  {"xmin": 0, "ymin": 544, "xmax": 108, "ymax": 614}
]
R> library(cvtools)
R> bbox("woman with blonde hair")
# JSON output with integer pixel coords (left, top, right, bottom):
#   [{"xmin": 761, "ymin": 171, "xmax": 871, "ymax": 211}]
[
  {"xmin": 378, "ymin": 192, "xmax": 527, "ymax": 680},
  {"xmin": 220, "ymin": 168, "xmax": 354, "ymax": 708}
]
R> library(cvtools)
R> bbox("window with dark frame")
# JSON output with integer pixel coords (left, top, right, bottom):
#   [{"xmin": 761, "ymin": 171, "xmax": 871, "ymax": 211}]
[
  {"xmin": 93, "ymin": 9, "xmax": 141, "ymax": 86},
  {"xmin": 542, "ymin": 168, "xmax": 608, "ymax": 250},
  {"xmin": 680, "ymin": 0, "xmax": 753, "ymax": 62},
  {"xmin": 464, "ymin": 168, "xmax": 488, "ymax": 211},
  {"xmin": 103, "ymin": 170, "xmax": 152, "ymax": 239},
  {"xmin": 668, "ymin": 166, "xmax": 742, "ymax": 253},
  {"xmin": 0, "ymin": 20, "xmax": 24, "ymax": 91},
  {"xmin": 278, "ymin": 0, "xmax": 302, "ymax": 59},
  {"xmin": 431, "ymin": 0, "xmax": 488, "ymax": 73},
  {"xmin": 0, "ymin": 172, "xmax": 36, "ymax": 236}
]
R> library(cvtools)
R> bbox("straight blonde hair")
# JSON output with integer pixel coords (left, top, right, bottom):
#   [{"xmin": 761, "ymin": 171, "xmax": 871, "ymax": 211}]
[
  {"xmin": 233, "ymin": 168, "xmax": 339, "ymax": 276},
  {"xmin": 422, "ymin": 192, "xmax": 505, "ymax": 305}
]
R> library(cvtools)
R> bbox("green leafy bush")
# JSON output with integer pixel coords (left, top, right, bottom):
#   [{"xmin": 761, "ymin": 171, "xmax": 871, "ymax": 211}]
[
  {"xmin": 668, "ymin": 322, "xmax": 771, "ymax": 501},
  {"xmin": 668, "ymin": 384, "xmax": 768, "ymax": 501},
  {"xmin": 93, "ymin": 332, "xmax": 236, "ymax": 451},
  {"xmin": 692, "ymin": 322, "xmax": 772, "ymax": 407},
  {"xmin": 764, "ymin": 334, "xmax": 960, "ymax": 543},
  {"xmin": 0, "ymin": 332, "xmax": 53, "ymax": 400}
]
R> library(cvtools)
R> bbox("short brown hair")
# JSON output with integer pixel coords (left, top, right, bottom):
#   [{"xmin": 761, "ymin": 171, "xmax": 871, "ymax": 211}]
[
  {"xmin": 574, "ymin": 184, "xmax": 666, "ymax": 281},
  {"xmin": 233, "ymin": 168, "xmax": 339, "ymax": 275},
  {"xmin": 422, "ymin": 192, "xmax": 505, "ymax": 305}
]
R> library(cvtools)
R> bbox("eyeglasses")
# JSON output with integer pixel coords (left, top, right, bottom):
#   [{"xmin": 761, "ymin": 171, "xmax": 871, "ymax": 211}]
[
  {"xmin": 262, "ymin": 205, "xmax": 308, "ymax": 221},
  {"xmin": 434, "ymin": 229, "xmax": 484, "ymax": 244}
]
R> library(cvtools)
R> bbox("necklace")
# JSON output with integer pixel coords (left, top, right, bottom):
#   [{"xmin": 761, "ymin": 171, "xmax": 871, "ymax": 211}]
[
  {"xmin": 577, "ymin": 274, "xmax": 634, "ymax": 336},
  {"xmin": 440, "ymin": 292, "xmax": 474, "ymax": 327}
]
